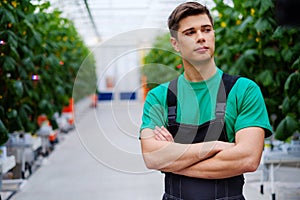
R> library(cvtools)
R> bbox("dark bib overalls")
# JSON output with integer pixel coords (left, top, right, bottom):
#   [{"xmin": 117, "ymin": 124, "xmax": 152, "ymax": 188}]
[{"xmin": 163, "ymin": 73, "xmax": 245, "ymax": 200}]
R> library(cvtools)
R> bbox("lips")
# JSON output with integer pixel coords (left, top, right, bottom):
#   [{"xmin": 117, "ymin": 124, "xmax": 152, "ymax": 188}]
[{"xmin": 194, "ymin": 46, "xmax": 209, "ymax": 52}]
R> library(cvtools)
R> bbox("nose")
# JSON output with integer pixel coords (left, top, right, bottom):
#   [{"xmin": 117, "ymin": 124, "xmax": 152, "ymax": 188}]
[{"xmin": 196, "ymin": 30, "xmax": 205, "ymax": 43}]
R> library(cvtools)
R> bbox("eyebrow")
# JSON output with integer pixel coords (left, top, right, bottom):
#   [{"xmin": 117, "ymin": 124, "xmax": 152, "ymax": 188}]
[{"xmin": 181, "ymin": 24, "xmax": 212, "ymax": 34}]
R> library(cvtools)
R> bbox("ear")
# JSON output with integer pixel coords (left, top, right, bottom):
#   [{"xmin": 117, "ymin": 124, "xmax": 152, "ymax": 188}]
[{"xmin": 170, "ymin": 37, "xmax": 180, "ymax": 52}]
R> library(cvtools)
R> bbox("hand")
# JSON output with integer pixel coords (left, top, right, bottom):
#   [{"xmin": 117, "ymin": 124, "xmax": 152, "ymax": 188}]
[{"xmin": 153, "ymin": 126, "xmax": 174, "ymax": 142}]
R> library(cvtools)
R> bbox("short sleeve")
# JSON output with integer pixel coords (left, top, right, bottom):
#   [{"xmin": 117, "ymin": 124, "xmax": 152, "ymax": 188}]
[
  {"xmin": 140, "ymin": 84, "xmax": 168, "ymax": 132},
  {"xmin": 234, "ymin": 79, "xmax": 273, "ymax": 138}
]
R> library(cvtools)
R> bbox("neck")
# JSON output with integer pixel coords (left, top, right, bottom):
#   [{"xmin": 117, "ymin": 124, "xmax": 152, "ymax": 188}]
[{"xmin": 183, "ymin": 59, "xmax": 217, "ymax": 82}]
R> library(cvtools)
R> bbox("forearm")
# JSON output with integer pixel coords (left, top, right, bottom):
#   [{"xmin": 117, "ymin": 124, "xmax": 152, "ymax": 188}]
[
  {"xmin": 174, "ymin": 127, "xmax": 265, "ymax": 179},
  {"xmin": 158, "ymin": 141, "xmax": 224, "ymax": 172},
  {"xmin": 141, "ymin": 128, "xmax": 229, "ymax": 172},
  {"xmin": 174, "ymin": 145, "xmax": 248, "ymax": 179}
]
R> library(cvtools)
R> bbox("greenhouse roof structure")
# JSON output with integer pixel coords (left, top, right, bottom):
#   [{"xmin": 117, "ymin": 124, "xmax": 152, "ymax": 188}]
[{"xmin": 47, "ymin": 0, "xmax": 217, "ymax": 46}]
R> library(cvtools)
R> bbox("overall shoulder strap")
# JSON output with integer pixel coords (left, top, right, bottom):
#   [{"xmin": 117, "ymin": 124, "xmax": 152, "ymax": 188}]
[
  {"xmin": 216, "ymin": 73, "xmax": 240, "ymax": 119},
  {"xmin": 222, "ymin": 73, "xmax": 240, "ymax": 97},
  {"xmin": 167, "ymin": 77, "xmax": 179, "ymax": 124}
]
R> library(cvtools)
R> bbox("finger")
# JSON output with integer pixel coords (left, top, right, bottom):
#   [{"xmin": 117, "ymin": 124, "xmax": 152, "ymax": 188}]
[
  {"xmin": 160, "ymin": 126, "xmax": 174, "ymax": 142},
  {"xmin": 155, "ymin": 126, "xmax": 165, "ymax": 135},
  {"xmin": 159, "ymin": 126, "xmax": 172, "ymax": 141},
  {"xmin": 155, "ymin": 133, "xmax": 167, "ymax": 141},
  {"xmin": 153, "ymin": 128, "xmax": 166, "ymax": 141},
  {"xmin": 154, "ymin": 126, "xmax": 174, "ymax": 142},
  {"xmin": 154, "ymin": 134, "xmax": 164, "ymax": 141}
]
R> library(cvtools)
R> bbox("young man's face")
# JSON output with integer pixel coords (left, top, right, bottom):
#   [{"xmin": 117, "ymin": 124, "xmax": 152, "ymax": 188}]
[{"xmin": 171, "ymin": 14, "xmax": 215, "ymax": 66}]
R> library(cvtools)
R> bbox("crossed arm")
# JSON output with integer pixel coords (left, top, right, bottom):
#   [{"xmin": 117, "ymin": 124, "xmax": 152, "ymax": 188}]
[{"xmin": 140, "ymin": 126, "xmax": 265, "ymax": 179}]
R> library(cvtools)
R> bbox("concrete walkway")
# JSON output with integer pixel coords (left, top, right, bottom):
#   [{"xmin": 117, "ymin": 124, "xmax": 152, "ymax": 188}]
[{"xmin": 4, "ymin": 101, "xmax": 300, "ymax": 200}]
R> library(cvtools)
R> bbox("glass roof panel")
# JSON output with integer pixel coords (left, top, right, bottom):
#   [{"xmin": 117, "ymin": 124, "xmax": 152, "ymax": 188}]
[{"xmin": 46, "ymin": 0, "xmax": 217, "ymax": 46}]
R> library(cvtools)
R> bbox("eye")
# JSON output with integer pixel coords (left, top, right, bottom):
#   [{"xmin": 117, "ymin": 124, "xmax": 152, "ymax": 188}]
[
  {"xmin": 184, "ymin": 30, "xmax": 196, "ymax": 36},
  {"xmin": 203, "ymin": 28, "xmax": 212, "ymax": 33}
]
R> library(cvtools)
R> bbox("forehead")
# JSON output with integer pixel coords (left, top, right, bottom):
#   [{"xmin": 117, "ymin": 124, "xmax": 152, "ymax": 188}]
[{"xmin": 178, "ymin": 14, "xmax": 212, "ymax": 31}]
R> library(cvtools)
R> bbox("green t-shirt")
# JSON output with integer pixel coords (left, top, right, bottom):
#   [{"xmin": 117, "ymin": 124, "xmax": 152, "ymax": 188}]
[{"xmin": 140, "ymin": 68, "xmax": 272, "ymax": 142}]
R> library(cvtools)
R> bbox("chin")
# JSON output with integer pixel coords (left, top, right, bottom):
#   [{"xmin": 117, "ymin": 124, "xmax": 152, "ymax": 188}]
[{"xmin": 191, "ymin": 58, "xmax": 212, "ymax": 65}]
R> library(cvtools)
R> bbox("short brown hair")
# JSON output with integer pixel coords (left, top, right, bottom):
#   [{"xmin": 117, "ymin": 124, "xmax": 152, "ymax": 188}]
[{"xmin": 168, "ymin": 2, "xmax": 213, "ymax": 38}]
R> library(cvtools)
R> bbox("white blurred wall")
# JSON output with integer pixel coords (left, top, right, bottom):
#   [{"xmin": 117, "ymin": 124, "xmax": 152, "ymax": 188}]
[{"xmin": 92, "ymin": 28, "xmax": 164, "ymax": 101}]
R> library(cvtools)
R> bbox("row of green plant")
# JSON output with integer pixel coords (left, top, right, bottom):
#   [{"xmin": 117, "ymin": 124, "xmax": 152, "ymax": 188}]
[
  {"xmin": 142, "ymin": 0, "xmax": 300, "ymax": 141},
  {"xmin": 0, "ymin": 0, "xmax": 97, "ymax": 145}
]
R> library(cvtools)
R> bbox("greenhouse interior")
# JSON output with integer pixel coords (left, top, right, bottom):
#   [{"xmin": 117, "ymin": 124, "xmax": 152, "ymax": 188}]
[{"xmin": 0, "ymin": 0, "xmax": 299, "ymax": 199}]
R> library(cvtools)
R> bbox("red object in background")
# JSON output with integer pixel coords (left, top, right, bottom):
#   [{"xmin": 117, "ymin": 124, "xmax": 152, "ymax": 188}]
[
  {"xmin": 68, "ymin": 118, "xmax": 74, "ymax": 125},
  {"xmin": 37, "ymin": 114, "xmax": 49, "ymax": 127},
  {"xmin": 62, "ymin": 98, "xmax": 74, "ymax": 125},
  {"xmin": 48, "ymin": 130, "xmax": 58, "ymax": 142},
  {"xmin": 141, "ymin": 75, "xmax": 150, "ymax": 101},
  {"xmin": 37, "ymin": 114, "xmax": 58, "ymax": 142},
  {"xmin": 90, "ymin": 94, "xmax": 98, "ymax": 107},
  {"xmin": 62, "ymin": 98, "xmax": 74, "ymax": 113},
  {"xmin": 176, "ymin": 64, "xmax": 183, "ymax": 69}
]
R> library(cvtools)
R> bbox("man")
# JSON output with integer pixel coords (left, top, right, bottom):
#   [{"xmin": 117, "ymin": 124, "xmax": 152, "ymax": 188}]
[{"xmin": 140, "ymin": 2, "xmax": 272, "ymax": 200}]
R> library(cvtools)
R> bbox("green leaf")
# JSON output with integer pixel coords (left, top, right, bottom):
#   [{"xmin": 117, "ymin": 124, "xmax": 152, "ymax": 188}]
[
  {"xmin": 259, "ymin": 0, "xmax": 274, "ymax": 15},
  {"xmin": 1, "ymin": 9, "xmax": 16, "ymax": 24},
  {"xmin": 8, "ymin": 33, "xmax": 18, "ymax": 49},
  {"xmin": 238, "ymin": 16, "xmax": 253, "ymax": 32},
  {"xmin": 20, "ymin": 45, "xmax": 33, "ymax": 57},
  {"xmin": 284, "ymin": 72, "xmax": 300, "ymax": 97},
  {"xmin": 28, "ymin": 89, "xmax": 39, "ymax": 101},
  {"xmin": 55, "ymin": 86, "xmax": 65, "ymax": 95},
  {"xmin": 291, "ymin": 57, "xmax": 300, "ymax": 70},
  {"xmin": 10, "ymin": 46, "xmax": 20, "ymax": 59},
  {"xmin": 254, "ymin": 18, "xmax": 272, "ymax": 33},
  {"xmin": 281, "ymin": 48, "xmax": 293, "ymax": 62},
  {"xmin": 38, "ymin": 99, "xmax": 53, "ymax": 115},
  {"xmin": 2, "ymin": 56, "xmax": 16, "ymax": 71},
  {"xmin": 257, "ymin": 70, "xmax": 273, "ymax": 87},
  {"xmin": 13, "ymin": 80, "xmax": 24, "ymax": 97},
  {"xmin": 263, "ymin": 48, "xmax": 276, "ymax": 57},
  {"xmin": 4, "ymin": 30, "xmax": 18, "ymax": 41},
  {"xmin": 23, "ymin": 19, "xmax": 35, "ymax": 34},
  {"xmin": 19, "ymin": 104, "xmax": 32, "ymax": 128},
  {"xmin": 46, "ymin": 54, "xmax": 59, "ymax": 66},
  {"xmin": 275, "ymin": 71, "xmax": 289, "ymax": 87},
  {"xmin": 18, "ymin": 64, "xmax": 28, "ymax": 79},
  {"xmin": 22, "ymin": 57, "xmax": 35, "ymax": 71},
  {"xmin": 243, "ymin": 48, "xmax": 255, "ymax": 54},
  {"xmin": 0, "ymin": 119, "xmax": 9, "ymax": 145},
  {"xmin": 7, "ymin": 109, "xmax": 17, "ymax": 119},
  {"xmin": 275, "ymin": 116, "xmax": 298, "ymax": 141},
  {"xmin": 272, "ymin": 27, "xmax": 285, "ymax": 40},
  {"xmin": 22, "ymin": 104, "xmax": 33, "ymax": 114},
  {"xmin": 38, "ymin": 1, "xmax": 51, "ymax": 11},
  {"xmin": 16, "ymin": 8, "xmax": 26, "ymax": 19},
  {"xmin": 0, "ymin": 106, "xmax": 4, "ymax": 119},
  {"xmin": 282, "ymin": 97, "xmax": 290, "ymax": 114},
  {"xmin": 0, "ymin": 120, "xmax": 7, "ymax": 135},
  {"xmin": 243, "ymin": 49, "xmax": 258, "ymax": 62},
  {"xmin": 243, "ymin": 1, "xmax": 254, "ymax": 8}
]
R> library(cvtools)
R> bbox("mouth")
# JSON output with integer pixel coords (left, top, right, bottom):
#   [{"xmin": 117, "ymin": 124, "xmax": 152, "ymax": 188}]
[{"xmin": 194, "ymin": 46, "xmax": 209, "ymax": 52}]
